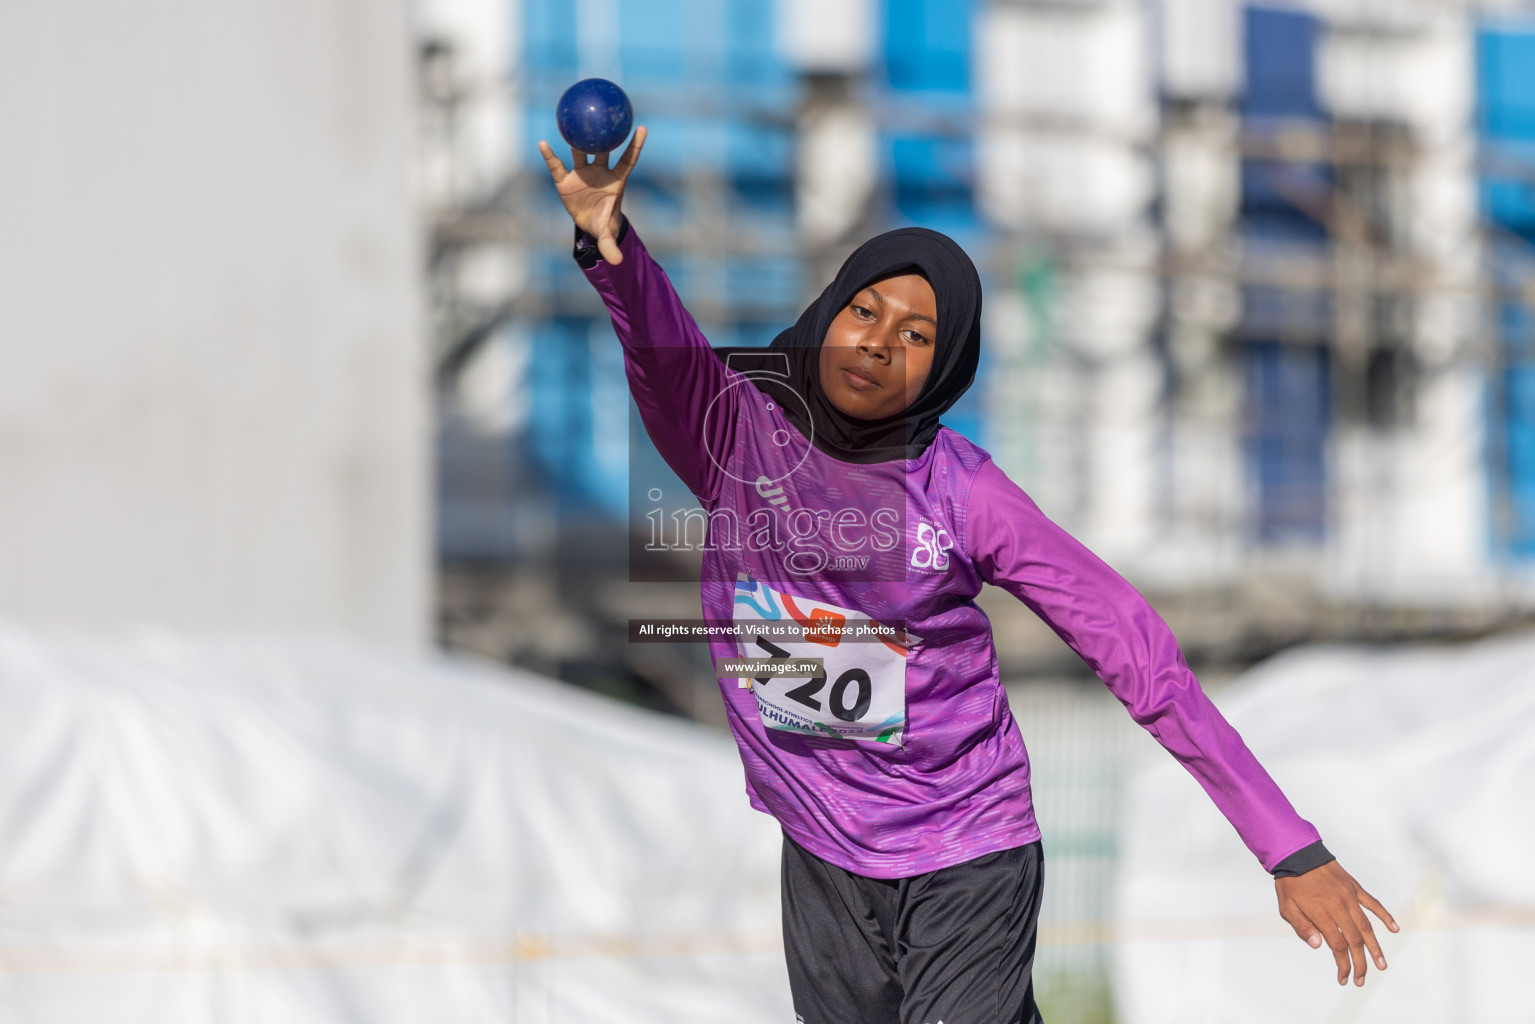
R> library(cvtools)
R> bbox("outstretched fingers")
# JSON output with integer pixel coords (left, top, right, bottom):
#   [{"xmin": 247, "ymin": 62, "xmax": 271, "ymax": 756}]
[
  {"xmin": 1280, "ymin": 896, "xmax": 1358, "ymax": 985},
  {"xmin": 537, "ymin": 140, "xmax": 568, "ymax": 181},
  {"xmin": 1290, "ymin": 900, "xmax": 1358, "ymax": 986},
  {"xmin": 1276, "ymin": 860, "xmax": 1399, "ymax": 987},
  {"xmin": 1350, "ymin": 902, "xmax": 1388, "ymax": 972},
  {"xmin": 1291, "ymin": 896, "xmax": 1384, "ymax": 986},
  {"xmin": 1338, "ymin": 872, "xmax": 1395, "ymax": 979},
  {"xmin": 615, "ymin": 125, "xmax": 648, "ymax": 178},
  {"xmin": 1280, "ymin": 900, "xmax": 1323, "ymax": 949},
  {"xmin": 1325, "ymin": 925, "xmax": 1357, "ymax": 986},
  {"xmin": 1341, "ymin": 913, "xmax": 1375, "ymax": 985},
  {"xmin": 1358, "ymin": 885, "xmax": 1400, "ymax": 934}
]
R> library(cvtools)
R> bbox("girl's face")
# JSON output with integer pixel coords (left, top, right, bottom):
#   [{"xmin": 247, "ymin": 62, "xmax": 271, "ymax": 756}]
[{"xmin": 818, "ymin": 272, "xmax": 937, "ymax": 421}]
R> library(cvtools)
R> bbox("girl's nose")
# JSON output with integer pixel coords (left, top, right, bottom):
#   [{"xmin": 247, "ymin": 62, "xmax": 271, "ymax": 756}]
[{"xmin": 857, "ymin": 328, "xmax": 893, "ymax": 362}]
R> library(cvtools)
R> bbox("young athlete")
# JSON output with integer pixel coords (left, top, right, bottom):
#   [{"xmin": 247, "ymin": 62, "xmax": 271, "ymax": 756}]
[{"xmin": 539, "ymin": 126, "xmax": 1398, "ymax": 1023}]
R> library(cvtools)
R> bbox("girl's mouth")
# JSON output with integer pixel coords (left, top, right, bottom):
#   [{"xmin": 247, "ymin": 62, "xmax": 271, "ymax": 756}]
[{"xmin": 840, "ymin": 367, "xmax": 881, "ymax": 392}]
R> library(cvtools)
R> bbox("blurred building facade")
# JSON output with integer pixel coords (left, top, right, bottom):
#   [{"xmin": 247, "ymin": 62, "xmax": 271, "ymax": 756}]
[{"xmin": 422, "ymin": 0, "xmax": 1535, "ymax": 679}]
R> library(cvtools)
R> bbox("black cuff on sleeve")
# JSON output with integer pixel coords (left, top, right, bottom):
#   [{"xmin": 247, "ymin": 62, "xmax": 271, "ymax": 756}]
[
  {"xmin": 572, "ymin": 216, "xmax": 630, "ymax": 269},
  {"xmin": 1271, "ymin": 841, "xmax": 1335, "ymax": 878}
]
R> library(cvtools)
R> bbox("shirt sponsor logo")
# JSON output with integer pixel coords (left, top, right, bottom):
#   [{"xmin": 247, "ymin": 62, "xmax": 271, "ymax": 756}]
[{"xmin": 909, "ymin": 520, "xmax": 953, "ymax": 573}]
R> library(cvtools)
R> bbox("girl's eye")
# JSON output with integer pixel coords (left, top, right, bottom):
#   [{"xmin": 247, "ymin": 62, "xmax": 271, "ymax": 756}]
[
  {"xmin": 851, "ymin": 305, "xmax": 873, "ymax": 319},
  {"xmin": 904, "ymin": 330, "xmax": 929, "ymax": 346}
]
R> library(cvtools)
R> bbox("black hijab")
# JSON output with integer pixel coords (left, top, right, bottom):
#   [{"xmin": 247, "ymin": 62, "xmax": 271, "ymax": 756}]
[{"xmin": 754, "ymin": 227, "xmax": 982, "ymax": 464}]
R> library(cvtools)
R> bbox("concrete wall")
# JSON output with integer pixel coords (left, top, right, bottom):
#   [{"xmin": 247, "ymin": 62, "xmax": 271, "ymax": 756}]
[{"xmin": 0, "ymin": 1, "xmax": 429, "ymax": 646}]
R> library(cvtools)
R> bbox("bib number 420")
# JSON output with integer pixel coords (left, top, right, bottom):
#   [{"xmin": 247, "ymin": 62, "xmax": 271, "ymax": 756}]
[
  {"xmin": 731, "ymin": 574, "xmax": 909, "ymax": 745},
  {"xmin": 752, "ymin": 637, "xmax": 873, "ymax": 722}
]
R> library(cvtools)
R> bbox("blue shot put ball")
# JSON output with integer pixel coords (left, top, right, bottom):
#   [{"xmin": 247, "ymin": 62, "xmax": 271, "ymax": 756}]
[{"xmin": 555, "ymin": 78, "xmax": 634, "ymax": 153}]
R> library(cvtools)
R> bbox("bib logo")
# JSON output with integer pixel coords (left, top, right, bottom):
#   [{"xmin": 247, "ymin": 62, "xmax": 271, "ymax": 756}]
[{"xmin": 910, "ymin": 520, "xmax": 953, "ymax": 572}]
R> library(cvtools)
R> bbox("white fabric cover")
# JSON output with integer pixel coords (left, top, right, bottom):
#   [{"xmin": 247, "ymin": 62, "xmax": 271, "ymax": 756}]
[
  {"xmin": 1115, "ymin": 631, "xmax": 1535, "ymax": 1024},
  {"xmin": 0, "ymin": 624, "xmax": 788, "ymax": 1023}
]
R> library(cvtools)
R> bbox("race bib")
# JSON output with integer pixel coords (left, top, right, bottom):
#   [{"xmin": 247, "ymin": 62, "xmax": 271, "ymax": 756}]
[{"xmin": 730, "ymin": 572, "xmax": 912, "ymax": 745}]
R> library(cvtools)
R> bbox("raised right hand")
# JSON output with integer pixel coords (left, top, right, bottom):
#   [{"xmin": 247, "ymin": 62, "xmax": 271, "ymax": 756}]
[{"xmin": 537, "ymin": 126, "xmax": 647, "ymax": 265}]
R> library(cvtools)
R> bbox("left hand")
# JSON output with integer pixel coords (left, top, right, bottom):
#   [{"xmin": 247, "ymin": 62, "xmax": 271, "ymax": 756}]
[{"xmin": 1275, "ymin": 860, "xmax": 1398, "ymax": 986}]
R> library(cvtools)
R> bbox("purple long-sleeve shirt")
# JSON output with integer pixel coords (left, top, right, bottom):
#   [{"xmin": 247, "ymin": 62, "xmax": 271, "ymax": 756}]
[{"xmin": 582, "ymin": 223, "xmax": 1322, "ymax": 879}]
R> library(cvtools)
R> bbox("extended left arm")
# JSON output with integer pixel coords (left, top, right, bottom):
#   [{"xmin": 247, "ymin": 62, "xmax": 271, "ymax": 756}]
[{"xmin": 964, "ymin": 459, "xmax": 1395, "ymax": 983}]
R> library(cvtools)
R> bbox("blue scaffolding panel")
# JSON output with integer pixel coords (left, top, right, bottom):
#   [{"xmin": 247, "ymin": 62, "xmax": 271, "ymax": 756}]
[
  {"xmin": 514, "ymin": 0, "xmax": 798, "ymax": 526},
  {"xmin": 1241, "ymin": 6, "xmax": 1322, "ymax": 120},
  {"xmin": 883, "ymin": 0, "xmax": 978, "ymax": 234},
  {"xmin": 1478, "ymin": 21, "xmax": 1535, "ymax": 557},
  {"xmin": 1243, "ymin": 341, "xmax": 1331, "ymax": 542},
  {"xmin": 1239, "ymin": 5, "xmax": 1330, "ymax": 543}
]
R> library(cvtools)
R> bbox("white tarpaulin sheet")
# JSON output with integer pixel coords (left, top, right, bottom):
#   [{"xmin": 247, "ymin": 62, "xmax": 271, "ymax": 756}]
[
  {"xmin": 1115, "ymin": 631, "xmax": 1535, "ymax": 1024},
  {"xmin": 0, "ymin": 623, "xmax": 789, "ymax": 1023}
]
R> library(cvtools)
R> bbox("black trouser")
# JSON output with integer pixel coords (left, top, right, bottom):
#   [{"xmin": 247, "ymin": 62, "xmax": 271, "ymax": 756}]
[{"xmin": 781, "ymin": 833, "xmax": 1046, "ymax": 1024}]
